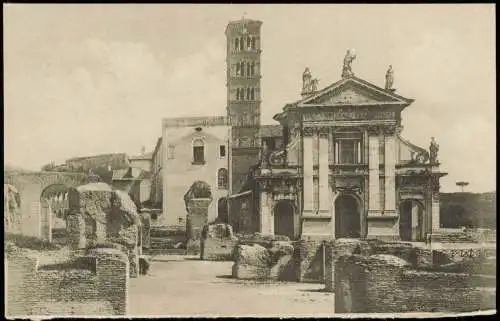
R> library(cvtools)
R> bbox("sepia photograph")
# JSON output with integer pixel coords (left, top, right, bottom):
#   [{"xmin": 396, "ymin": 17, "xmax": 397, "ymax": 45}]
[{"xmin": 3, "ymin": 3, "xmax": 496, "ymax": 318}]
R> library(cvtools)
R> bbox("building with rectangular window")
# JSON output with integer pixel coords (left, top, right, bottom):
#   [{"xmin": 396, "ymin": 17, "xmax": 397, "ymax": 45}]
[
  {"xmin": 150, "ymin": 116, "xmax": 231, "ymax": 227},
  {"xmin": 147, "ymin": 17, "xmax": 447, "ymax": 242}
]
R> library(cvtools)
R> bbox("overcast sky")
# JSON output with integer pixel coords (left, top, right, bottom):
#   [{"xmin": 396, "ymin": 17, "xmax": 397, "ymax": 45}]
[{"xmin": 4, "ymin": 4, "xmax": 496, "ymax": 192}]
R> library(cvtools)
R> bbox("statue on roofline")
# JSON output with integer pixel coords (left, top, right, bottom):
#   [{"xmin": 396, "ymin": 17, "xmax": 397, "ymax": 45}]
[
  {"xmin": 302, "ymin": 67, "xmax": 312, "ymax": 91},
  {"xmin": 429, "ymin": 137, "xmax": 439, "ymax": 165},
  {"xmin": 385, "ymin": 65, "xmax": 394, "ymax": 90},
  {"xmin": 342, "ymin": 49, "xmax": 356, "ymax": 78},
  {"xmin": 302, "ymin": 67, "xmax": 319, "ymax": 94},
  {"xmin": 311, "ymin": 78, "xmax": 319, "ymax": 92}
]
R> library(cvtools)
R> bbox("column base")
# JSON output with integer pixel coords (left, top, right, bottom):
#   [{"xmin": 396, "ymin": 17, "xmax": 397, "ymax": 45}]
[
  {"xmin": 301, "ymin": 216, "xmax": 333, "ymax": 241},
  {"xmin": 367, "ymin": 209, "xmax": 383, "ymax": 217},
  {"xmin": 366, "ymin": 212, "xmax": 399, "ymax": 241}
]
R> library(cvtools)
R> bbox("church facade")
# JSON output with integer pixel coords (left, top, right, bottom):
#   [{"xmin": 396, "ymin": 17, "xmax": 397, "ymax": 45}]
[
  {"xmin": 152, "ymin": 17, "xmax": 447, "ymax": 242},
  {"xmin": 239, "ymin": 48, "xmax": 447, "ymax": 241}
]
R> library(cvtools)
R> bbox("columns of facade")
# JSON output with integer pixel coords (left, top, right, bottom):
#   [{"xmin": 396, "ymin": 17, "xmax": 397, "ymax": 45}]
[
  {"xmin": 319, "ymin": 131, "xmax": 329, "ymax": 215},
  {"xmin": 384, "ymin": 135, "xmax": 396, "ymax": 215},
  {"xmin": 368, "ymin": 135, "xmax": 381, "ymax": 214},
  {"xmin": 260, "ymin": 190, "xmax": 274, "ymax": 235},
  {"xmin": 303, "ymin": 131, "xmax": 314, "ymax": 215}
]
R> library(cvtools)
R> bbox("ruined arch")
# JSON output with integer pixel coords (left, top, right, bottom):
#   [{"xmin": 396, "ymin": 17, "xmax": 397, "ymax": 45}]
[{"xmin": 3, "ymin": 172, "xmax": 90, "ymax": 239}]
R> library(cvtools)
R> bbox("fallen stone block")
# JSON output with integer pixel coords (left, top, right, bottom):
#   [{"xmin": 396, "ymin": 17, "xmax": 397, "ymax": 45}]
[
  {"xmin": 201, "ymin": 238, "xmax": 239, "ymax": 261},
  {"xmin": 233, "ymin": 244, "xmax": 270, "ymax": 267},
  {"xmin": 231, "ymin": 263, "xmax": 270, "ymax": 280}
]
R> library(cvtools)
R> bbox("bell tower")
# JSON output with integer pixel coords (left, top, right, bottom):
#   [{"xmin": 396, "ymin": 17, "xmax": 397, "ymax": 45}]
[{"xmin": 226, "ymin": 18, "xmax": 263, "ymax": 193}]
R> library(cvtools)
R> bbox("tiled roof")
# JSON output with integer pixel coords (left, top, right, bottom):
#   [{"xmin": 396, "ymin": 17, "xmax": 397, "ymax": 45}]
[{"xmin": 259, "ymin": 125, "xmax": 282, "ymax": 138}]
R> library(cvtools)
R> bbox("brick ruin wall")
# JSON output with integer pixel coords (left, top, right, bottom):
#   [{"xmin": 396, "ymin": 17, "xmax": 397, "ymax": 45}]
[{"xmin": 5, "ymin": 248, "xmax": 129, "ymax": 317}]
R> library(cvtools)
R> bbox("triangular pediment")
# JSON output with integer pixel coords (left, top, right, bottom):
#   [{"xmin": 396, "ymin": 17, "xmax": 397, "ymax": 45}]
[{"xmin": 297, "ymin": 76, "xmax": 413, "ymax": 107}]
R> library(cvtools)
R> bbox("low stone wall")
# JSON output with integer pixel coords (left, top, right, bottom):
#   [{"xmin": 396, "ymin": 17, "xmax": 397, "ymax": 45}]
[
  {"xmin": 324, "ymin": 239, "xmax": 496, "ymax": 293},
  {"xmin": 334, "ymin": 254, "xmax": 496, "ymax": 313},
  {"xmin": 430, "ymin": 229, "xmax": 497, "ymax": 243},
  {"xmin": 5, "ymin": 248, "xmax": 129, "ymax": 317}
]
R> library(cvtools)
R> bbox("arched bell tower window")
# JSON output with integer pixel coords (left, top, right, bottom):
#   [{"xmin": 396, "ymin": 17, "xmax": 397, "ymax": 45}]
[
  {"xmin": 251, "ymin": 62, "xmax": 255, "ymax": 76},
  {"xmin": 234, "ymin": 38, "xmax": 239, "ymax": 51},
  {"xmin": 251, "ymin": 37, "xmax": 256, "ymax": 50},
  {"xmin": 192, "ymin": 139, "xmax": 205, "ymax": 164},
  {"xmin": 241, "ymin": 61, "xmax": 246, "ymax": 76},
  {"xmin": 251, "ymin": 88, "xmax": 255, "ymax": 100}
]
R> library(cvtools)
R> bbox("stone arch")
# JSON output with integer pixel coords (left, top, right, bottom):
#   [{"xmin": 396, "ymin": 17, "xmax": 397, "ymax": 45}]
[
  {"xmin": 334, "ymin": 193, "xmax": 362, "ymax": 238},
  {"xmin": 3, "ymin": 172, "xmax": 90, "ymax": 240}
]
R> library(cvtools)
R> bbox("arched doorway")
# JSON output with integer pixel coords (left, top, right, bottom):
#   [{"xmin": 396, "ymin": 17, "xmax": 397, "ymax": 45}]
[
  {"xmin": 40, "ymin": 184, "xmax": 70, "ymax": 243},
  {"xmin": 217, "ymin": 197, "xmax": 229, "ymax": 224},
  {"xmin": 274, "ymin": 200, "xmax": 295, "ymax": 239},
  {"xmin": 399, "ymin": 200, "xmax": 424, "ymax": 242},
  {"xmin": 335, "ymin": 194, "xmax": 361, "ymax": 238}
]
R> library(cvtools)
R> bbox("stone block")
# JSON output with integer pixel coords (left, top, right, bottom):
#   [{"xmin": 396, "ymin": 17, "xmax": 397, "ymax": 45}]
[
  {"xmin": 231, "ymin": 263, "xmax": 270, "ymax": 280},
  {"xmin": 201, "ymin": 238, "xmax": 239, "ymax": 261},
  {"xmin": 233, "ymin": 244, "xmax": 270, "ymax": 267}
]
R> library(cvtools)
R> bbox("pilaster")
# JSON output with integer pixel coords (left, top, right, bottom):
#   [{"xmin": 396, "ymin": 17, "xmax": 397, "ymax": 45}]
[
  {"xmin": 259, "ymin": 188, "xmax": 274, "ymax": 235},
  {"xmin": 303, "ymin": 129, "xmax": 314, "ymax": 215},
  {"xmin": 384, "ymin": 134, "xmax": 396, "ymax": 215},
  {"xmin": 319, "ymin": 131, "xmax": 329, "ymax": 214},
  {"xmin": 368, "ymin": 135, "xmax": 381, "ymax": 215}
]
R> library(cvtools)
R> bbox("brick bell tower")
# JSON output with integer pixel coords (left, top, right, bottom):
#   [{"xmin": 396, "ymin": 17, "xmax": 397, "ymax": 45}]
[{"xmin": 225, "ymin": 18, "xmax": 263, "ymax": 194}]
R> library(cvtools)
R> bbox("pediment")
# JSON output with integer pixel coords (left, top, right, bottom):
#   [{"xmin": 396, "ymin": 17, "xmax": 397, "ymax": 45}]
[{"xmin": 298, "ymin": 77, "xmax": 413, "ymax": 107}]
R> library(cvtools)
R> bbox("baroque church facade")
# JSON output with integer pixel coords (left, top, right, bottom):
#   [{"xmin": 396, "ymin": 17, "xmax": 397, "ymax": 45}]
[
  {"xmin": 225, "ymin": 18, "xmax": 446, "ymax": 242},
  {"xmin": 154, "ymin": 17, "xmax": 447, "ymax": 242}
]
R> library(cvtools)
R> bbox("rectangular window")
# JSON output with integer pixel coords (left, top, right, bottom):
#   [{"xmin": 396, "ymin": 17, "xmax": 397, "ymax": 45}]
[
  {"xmin": 219, "ymin": 145, "xmax": 226, "ymax": 158},
  {"xmin": 193, "ymin": 146, "xmax": 204, "ymax": 163},
  {"xmin": 337, "ymin": 139, "xmax": 362, "ymax": 164},
  {"xmin": 167, "ymin": 145, "xmax": 175, "ymax": 159}
]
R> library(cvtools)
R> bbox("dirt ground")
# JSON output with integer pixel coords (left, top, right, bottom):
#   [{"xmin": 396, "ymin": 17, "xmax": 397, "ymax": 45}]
[{"xmin": 129, "ymin": 255, "xmax": 334, "ymax": 317}]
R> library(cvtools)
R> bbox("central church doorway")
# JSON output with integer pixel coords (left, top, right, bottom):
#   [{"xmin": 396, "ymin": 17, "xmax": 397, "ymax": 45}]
[
  {"xmin": 274, "ymin": 200, "xmax": 295, "ymax": 239},
  {"xmin": 335, "ymin": 194, "xmax": 361, "ymax": 238}
]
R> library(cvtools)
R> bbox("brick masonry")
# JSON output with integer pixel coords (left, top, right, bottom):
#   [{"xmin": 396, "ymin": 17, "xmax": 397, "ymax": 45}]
[
  {"xmin": 5, "ymin": 249, "xmax": 130, "ymax": 317},
  {"xmin": 329, "ymin": 238, "xmax": 497, "ymax": 314}
]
